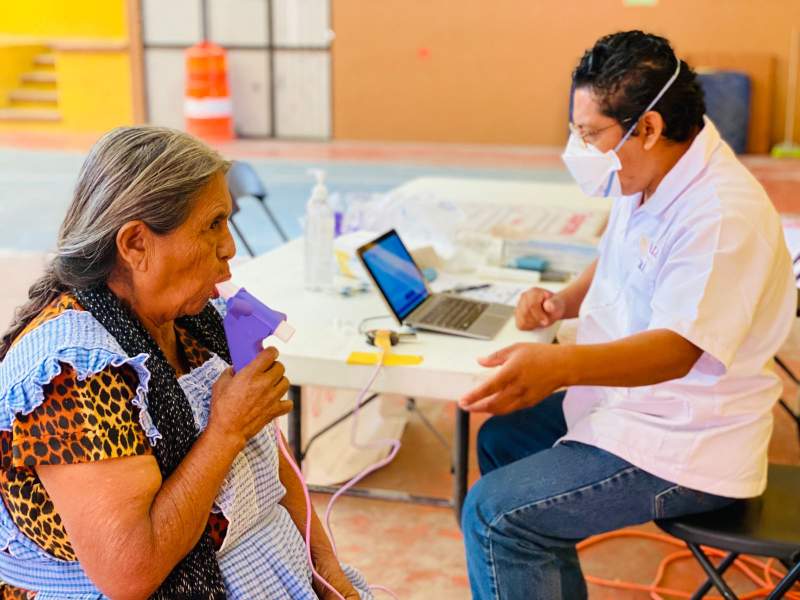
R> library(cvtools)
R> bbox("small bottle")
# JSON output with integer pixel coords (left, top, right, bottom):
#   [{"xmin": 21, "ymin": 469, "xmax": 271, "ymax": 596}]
[{"xmin": 304, "ymin": 169, "xmax": 335, "ymax": 292}]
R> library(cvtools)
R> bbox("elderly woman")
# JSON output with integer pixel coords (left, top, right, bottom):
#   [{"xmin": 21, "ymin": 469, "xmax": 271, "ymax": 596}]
[{"xmin": 0, "ymin": 127, "xmax": 371, "ymax": 599}]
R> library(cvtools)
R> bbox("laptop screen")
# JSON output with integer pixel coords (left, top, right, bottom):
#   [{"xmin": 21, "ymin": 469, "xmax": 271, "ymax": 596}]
[{"xmin": 358, "ymin": 230, "xmax": 430, "ymax": 321}]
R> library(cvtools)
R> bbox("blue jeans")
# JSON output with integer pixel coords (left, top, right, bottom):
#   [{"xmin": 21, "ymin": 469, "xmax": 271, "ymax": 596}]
[{"xmin": 462, "ymin": 391, "xmax": 735, "ymax": 600}]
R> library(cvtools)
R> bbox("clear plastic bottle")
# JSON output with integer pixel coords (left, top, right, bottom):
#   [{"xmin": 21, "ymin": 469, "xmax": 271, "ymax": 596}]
[{"xmin": 304, "ymin": 169, "xmax": 335, "ymax": 292}]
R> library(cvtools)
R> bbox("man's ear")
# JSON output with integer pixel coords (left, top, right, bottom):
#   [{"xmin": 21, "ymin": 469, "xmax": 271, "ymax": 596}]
[
  {"xmin": 641, "ymin": 111, "xmax": 664, "ymax": 151},
  {"xmin": 115, "ymin": 221, "xmax": 151, "ymax": 272}
]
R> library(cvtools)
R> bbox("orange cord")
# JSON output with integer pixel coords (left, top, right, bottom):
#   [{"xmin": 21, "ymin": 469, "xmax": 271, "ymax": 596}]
[{"xmin": 576, "ymin": 530, "xmax": 800, "ymax": 599}]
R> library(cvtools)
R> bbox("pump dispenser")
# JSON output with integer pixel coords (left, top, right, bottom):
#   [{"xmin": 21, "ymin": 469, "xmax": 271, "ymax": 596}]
[
  {"xmin": 216, "ymin": 281, "xmax": 295, "ymax": 373},
  {"xmin": 308, "ymin": 169, "xmax": 327, "ymax": 204}
]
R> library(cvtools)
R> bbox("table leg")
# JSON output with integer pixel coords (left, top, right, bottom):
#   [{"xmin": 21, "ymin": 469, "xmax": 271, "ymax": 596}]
[
  {"xmin": 454, "ymin": 406, "xmax": 470, "ymax": 525},
  {"xmin": 288, "ymin": 385, "xmax": 302, "ymax": 462}
]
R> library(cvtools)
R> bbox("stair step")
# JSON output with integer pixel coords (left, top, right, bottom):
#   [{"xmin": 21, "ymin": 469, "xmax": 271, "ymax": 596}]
[
  {"xmin": 33, "ymin": 54, "xmax": 55, "ymax": 66},
  {"xmin": 20, "ymin": 71, "xmax": 56, "ymax": 84},
  {"xmin": 18, "ymin": 81, "xmax": 57, "ymax": 91},
  {"xmin": 9, "ymin": 89, "xmax": 58, "ymax": 103},
  {"xmin": 9, "ymin": 101, "xmax": 59, "ymax": 110},
  {"xmin": 0, "ymin": 107, "xmax": 61, "ymax": 122}
]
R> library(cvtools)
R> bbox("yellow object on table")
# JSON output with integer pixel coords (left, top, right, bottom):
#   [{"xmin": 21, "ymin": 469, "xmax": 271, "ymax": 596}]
[{"xmin": 346, "ymin": 330, "xmax": 423, "ymax": 366}]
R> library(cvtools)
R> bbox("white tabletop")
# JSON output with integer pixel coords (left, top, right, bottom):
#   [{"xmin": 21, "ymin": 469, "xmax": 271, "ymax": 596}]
[
  {"xmin": 232, "ymin": 238, "xmax": 555, "ymax": 401},
  {"xmin": 233, "ymin": 177, "xmax": 608, "ymax": 402}
]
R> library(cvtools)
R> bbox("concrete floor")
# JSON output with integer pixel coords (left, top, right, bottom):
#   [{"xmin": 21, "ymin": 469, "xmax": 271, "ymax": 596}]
[{"xmin": 0, "ymin": 131, "xmax": 799, "ymax": 598}]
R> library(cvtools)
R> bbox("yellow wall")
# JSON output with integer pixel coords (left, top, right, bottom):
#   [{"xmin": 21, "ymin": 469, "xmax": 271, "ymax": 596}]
[
  {"xmin": 0, "ymin": 44, "xmax": 46, "ymax": 108},
  {"xmin": 0, "ymin": 0, "xmax": 127, "ymax": 39},
  {"xmin": 0, "ymin": 0, "xmax": 134, "ymax": 133},
  {"xmin": 332, "ymin": 0, "xmax": 800, "ymax": 151},
  {"xmin": 56, "ymin": 52, "xmax": 134, "ymax": 132}
]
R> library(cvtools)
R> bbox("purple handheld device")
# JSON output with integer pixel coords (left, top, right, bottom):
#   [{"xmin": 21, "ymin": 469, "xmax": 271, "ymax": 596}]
[{"xmin": 217, "ymin": 282, "xmax": 295, "ymax": 373}]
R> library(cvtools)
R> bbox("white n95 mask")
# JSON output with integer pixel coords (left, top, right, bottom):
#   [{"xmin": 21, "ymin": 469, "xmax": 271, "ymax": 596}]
[
  {"xmin": 562, "ymin": 133, "xmax": 623, "ymax": 197},
  {"xmin": 562, "ymin": 59, "xmax": 682, "ymax": 198}
]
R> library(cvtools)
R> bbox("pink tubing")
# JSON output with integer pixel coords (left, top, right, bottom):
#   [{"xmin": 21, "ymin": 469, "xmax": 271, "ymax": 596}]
[
  {"xmin": 276, "ymin": 358, "xmax": 401, "ymax": 599},
  {"xmin": 276, "ymin": 429, "xmax": 346, "ymax": 600}
]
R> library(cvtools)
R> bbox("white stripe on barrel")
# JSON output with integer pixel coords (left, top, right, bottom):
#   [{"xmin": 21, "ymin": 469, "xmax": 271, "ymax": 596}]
[{"xmin": 184, "ymin": 97, "xmax": 233, "ymax": 119}]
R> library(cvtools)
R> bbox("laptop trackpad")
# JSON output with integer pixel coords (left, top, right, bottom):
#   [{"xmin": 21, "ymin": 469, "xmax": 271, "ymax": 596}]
[
  {"xmin": 485, "ymin": 304, "xmax": 515, "ymax": 318},
  {"xmin": 472, "ymin": 314, "xmax": 510, "ymax": 337}
]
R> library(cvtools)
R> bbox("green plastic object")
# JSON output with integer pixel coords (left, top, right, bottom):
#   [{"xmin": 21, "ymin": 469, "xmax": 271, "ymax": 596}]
[{"xmin": 771, "ymin": 143, "xmax": 800, "ymax": 158}]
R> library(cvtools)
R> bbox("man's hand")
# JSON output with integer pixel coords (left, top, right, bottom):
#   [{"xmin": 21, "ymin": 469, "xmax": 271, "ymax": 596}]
[
  {"xmin": 458, "ymin": 343, "xmax": 567, "ymax": 414},
  {"xmin": 515, "ymin": 288, "xmax": 566, "ymax": 330}
]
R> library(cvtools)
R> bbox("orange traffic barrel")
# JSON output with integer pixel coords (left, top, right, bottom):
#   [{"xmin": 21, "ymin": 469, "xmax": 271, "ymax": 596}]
[{"xmin": 184, "ymin": 41, "xmax": 234, "ymax": 141}]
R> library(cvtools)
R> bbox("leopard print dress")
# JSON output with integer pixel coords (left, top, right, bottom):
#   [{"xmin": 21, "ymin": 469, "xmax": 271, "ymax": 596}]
[
  {"xmin": 0, "ymin": 295, "xmax": 229, "ymax": 599},
  {"xmin": 0, "ymin": 293, "xmax": 373, "ymax": 599}
]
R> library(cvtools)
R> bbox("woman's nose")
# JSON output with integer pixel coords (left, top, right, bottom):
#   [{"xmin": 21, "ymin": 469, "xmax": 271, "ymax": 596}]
[{"xmin": 219, "ymin": 222, "xmax": 237, "ymax": 260}]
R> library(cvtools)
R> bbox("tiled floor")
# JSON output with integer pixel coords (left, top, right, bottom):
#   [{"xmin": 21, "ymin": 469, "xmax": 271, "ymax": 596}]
[{"xmin": 0, "ymin": 131, "xmax": 799, "ymax": 599}]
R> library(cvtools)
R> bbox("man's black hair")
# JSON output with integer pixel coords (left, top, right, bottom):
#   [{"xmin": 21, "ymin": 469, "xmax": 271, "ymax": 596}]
[{"xmin": 572, "ymin": 30, "xmax": 705, "ymax": 142}]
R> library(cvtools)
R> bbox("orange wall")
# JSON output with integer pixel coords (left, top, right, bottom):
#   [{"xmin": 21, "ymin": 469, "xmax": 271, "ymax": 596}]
[{"xmin": 332, "ymin": 0, "xmax": 800, "ymax": 150}]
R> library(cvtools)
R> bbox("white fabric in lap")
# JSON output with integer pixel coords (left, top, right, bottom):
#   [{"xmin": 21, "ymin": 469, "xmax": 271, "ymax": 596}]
[{"xmin": 178, "ymin": 353, "xmax": 373, "ymax": 599}]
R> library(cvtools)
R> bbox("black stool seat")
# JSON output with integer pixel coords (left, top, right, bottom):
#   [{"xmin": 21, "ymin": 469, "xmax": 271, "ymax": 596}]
[
  {"xmin": 656, "ymin": 464, "xmax": 800, "ymax": 599},
  {"xmin": 656, "ymin": 464, "xmax": 800, "ymax": 562}
]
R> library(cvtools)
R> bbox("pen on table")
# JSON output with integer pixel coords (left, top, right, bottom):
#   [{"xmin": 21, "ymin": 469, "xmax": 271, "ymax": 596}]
[{"xmin": 441, "ymin": 284, "xmax": 492, "ymax": 294}]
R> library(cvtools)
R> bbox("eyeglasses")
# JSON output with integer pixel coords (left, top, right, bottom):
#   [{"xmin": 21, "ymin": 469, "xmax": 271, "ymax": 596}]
[{"xmin": 568, "ymin": 121, "xmax": 619, "ymax": 148}]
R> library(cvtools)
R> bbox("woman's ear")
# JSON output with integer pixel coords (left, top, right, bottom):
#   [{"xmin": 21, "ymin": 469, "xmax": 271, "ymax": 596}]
[
  {"xmin": 115, "ymin": 221, "xmax": 151, "ymax": 272},
  {"xmin": 641, "ymin": 111, "xmax": 664, "ymax": 151}
]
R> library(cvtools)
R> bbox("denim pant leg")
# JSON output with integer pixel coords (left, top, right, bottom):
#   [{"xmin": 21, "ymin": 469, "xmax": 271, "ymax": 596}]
[
  {"xmin": 477, "ymin": 391, "xmax": 568, "ymax": 475},
  {"xmin": 463, "ymin": 439, "xmax": 735, "ymax": 600}
]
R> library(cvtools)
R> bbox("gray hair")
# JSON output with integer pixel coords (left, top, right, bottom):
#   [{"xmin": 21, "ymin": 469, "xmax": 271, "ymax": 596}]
[{"xmin": 0, "ymin": 126, "xmax": 230, "ymax": 359}]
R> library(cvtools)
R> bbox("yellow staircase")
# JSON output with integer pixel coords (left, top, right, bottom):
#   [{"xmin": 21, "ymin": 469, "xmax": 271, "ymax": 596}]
[{"xmin": 0, "ymin": 51, "xmax": 60, "ymax": 123}]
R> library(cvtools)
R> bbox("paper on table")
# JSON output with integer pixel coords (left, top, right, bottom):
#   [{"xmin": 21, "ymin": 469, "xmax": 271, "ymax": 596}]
[
  {"xmin": 431, "ymin": 275, "xmax": 526, "ymax": 306},
  {"xmin": 459, "ymin": 285, "xmax": 526, "ymax": 306},
  {"xmin": 459, "ymin": 202, "xmax": 608, "ymax": 241}
]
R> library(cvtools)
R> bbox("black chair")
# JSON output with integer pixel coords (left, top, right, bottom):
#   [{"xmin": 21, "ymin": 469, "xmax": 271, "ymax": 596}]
[
  {"xmin": 225, "ymin": 160, "xmax": 289, "ymax": 256},
  {"xmin": 656, "ymin": 463, "xmax": 800, "ymax": 599}
]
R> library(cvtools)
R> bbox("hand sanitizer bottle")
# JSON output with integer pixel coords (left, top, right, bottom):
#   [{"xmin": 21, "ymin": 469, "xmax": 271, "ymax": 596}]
[{"xmin": 304, "ymin": 169, "xmax": 334, "ymax": 292}]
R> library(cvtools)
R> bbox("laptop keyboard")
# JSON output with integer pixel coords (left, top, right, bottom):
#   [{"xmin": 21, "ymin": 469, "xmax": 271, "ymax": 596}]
[{"xmin": 419, "ymin": 297, "xmax": 489, "ymax": 331}]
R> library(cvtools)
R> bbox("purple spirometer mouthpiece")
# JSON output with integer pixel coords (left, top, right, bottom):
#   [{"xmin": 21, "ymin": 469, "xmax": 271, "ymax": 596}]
[{"xmin": 217, "ymin": 282, "xmax": 295, "ymax": 373}]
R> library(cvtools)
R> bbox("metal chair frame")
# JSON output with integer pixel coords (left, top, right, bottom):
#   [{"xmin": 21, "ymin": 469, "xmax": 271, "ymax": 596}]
[
  {"xmin": 226, "ymin": 161, "xmax": 289, "ymax": 257},
  {"xmin": 682, "ymin": 544, "xmax": 800, "ymax": 599}
]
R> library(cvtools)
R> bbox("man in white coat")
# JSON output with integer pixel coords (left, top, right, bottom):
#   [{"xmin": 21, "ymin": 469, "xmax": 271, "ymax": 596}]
[{"xmin": 460, "ymin": 30, "xmax": 795, "ymax": 600}]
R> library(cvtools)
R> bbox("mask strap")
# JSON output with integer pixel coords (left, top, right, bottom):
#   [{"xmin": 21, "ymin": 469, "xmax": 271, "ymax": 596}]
[
  {"xmin": 603, "ymin": 173, "xmax": 615, "ymax": 197},
  {"xmin": 603, "ymin": 59, "xmax": 682, "ymax": 196},
  {"xmin": 613, "ymin": 59, "xmax": 682, "ymax": 152}
]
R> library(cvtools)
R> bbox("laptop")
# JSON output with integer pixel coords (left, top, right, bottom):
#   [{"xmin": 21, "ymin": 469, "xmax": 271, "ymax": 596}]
[{"xmin": 357, "ymin": 230, "xmax": 514, "ymax": 339}]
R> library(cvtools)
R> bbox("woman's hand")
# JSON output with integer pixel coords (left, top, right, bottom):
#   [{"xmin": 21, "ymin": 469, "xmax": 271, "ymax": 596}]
[
  {"xmin": 208, "ymin": 346, "xmax": 293, "ymax": 449},
  {"xmin": 313, "ymin": 552, "xmax": 360, "ymax": 600},
  {"xmin": 515, "ymin": 287, "xmax": 566, "ymax": 330},
  {"xmin": 458, "ymin": 343, "xmax": 568, "ymax": 414}
]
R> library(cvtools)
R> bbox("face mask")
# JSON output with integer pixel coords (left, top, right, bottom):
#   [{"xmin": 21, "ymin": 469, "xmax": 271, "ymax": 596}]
[{"xmin": 562, "ymin": 60, "xmax": 681, "ymax": 198}]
